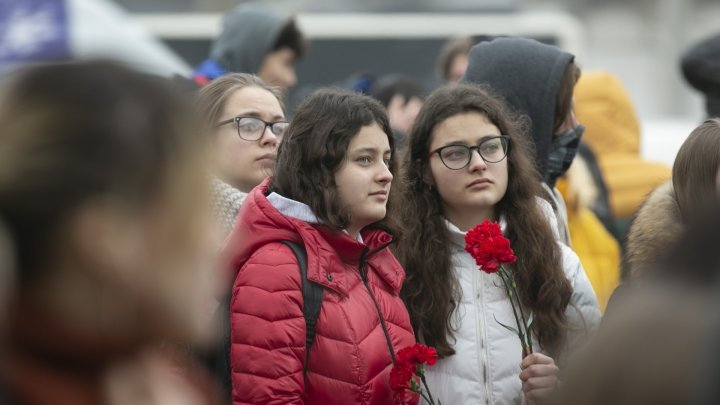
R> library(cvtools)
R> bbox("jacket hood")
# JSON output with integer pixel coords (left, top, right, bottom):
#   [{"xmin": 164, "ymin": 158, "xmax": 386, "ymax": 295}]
[
  {"xmin": 460, "ymin": 37, "xmax": 574, "ymax": 177},
  {"xmin": 219, "ymin": 178, "xmax": 402, "ymax": 296},
  {"xmin": 574, "ymin": 71, "xmax": 641, "ymax": 156},
  {"xmin": 209, "ymin": 3, "xmax": 289, "ymax": 74},
  {"xmin": 625, "ymin": 181, "xmax": 683, "ymax": 276}
]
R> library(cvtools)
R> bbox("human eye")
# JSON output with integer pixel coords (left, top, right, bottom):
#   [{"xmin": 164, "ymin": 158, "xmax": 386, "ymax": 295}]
[
  {"xmin": 383, "ymin": 158, "xmax": 392, "ymax": 168},
  {"xmin": 237, "ymin": 118, "xmax": 262, "ymax": 133},
  {"xmin": 441, "ymin": 146, "xmax": 468, "ymax": 161},
  {"xmin": 271, "ymin": 122, "xmax": 289, "ymax": 136},
  {"xmin": 356, "ymin": 156, "xmax": 372, "ymax": 165},
  {"xmin": 480, "ymin": 138, "xmax": 504, "ymax": 154},
  {"xmin": 481, "ymin": 141, "xmax": 500, "ymax": 153}
]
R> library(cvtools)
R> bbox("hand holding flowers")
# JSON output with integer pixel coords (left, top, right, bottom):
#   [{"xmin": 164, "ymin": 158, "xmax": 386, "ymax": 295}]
[{"xmin": 520, "ymin": 352, "xmax": 560, "ymax": 405}]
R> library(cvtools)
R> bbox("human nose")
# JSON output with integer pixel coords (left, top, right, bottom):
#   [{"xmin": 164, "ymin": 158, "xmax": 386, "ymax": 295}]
[
  {"xmin": 377, "ymin": 163, "xmax": 393, "ymax": 185},
  {"xmin": 467, "ymin": 148, "xmax": 488, "ymax": 172},
  {"xmin": 258, "ymin": 125, "xmax": 278, "ymax": 147},
  {"xmin": 285, "ymin": 68, "xmax": 297, "ymax": 88}
]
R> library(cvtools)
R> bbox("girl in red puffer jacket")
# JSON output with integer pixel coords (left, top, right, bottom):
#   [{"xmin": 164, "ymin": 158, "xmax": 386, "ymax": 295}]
[{"xmin": 220, "ymin": 88, "xmax": 417, "ymax": 405}]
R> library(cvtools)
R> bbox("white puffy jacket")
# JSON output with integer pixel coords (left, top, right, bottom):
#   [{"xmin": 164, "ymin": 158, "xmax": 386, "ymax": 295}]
[{"xmin": 423, "ymin": 219, "xmax": 601, "ymax": 405}]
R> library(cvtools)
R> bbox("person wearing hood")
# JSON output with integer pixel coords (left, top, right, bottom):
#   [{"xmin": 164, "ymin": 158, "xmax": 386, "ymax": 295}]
[
  {"xmin": 625, "ymin": 119, "xmax": 720, "ymax": 276},
  {"xmin": 192, "ymin": 2, "xmax": 307, "ymax": 89},
  {"xmin": 460, "ymin": 37, "xmax": 583, "ymax": 246},
  {"xmin": 220, "ymin": 89, "xmax": 416, "ymax": 404},
  {"xmin": 574, "ymin": 71, "xmax": 671, "ymax": 224}
]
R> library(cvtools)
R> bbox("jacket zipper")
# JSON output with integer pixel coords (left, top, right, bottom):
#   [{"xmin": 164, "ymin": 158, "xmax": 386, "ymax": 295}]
[
  {"xmin": 359, "ymin": 248, "xmax": 396, "ymax": 363},
  {"xmin": 475, "ymin": 269, "xmax": 491, "ymax": 405}
]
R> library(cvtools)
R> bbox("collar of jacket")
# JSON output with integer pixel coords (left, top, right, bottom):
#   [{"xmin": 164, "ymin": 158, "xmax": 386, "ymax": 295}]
[
  {"xmin": 626, "ymin": 181, "xmax": 682, "ymax": 276},
  {"xmin": 309, "ymin": 224, "xmax": 402, "ymax": 296},
  {"xmin": 223, "ymin": 178, "xmax": 403, "ymax": 297}
]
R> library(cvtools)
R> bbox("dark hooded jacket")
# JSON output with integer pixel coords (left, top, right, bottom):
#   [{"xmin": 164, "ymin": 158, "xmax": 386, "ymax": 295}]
[
  {"xmin": 460, "ymin": 37, "xmax": 576, "ymax": 245},
  {"xmin": 460, "ymin": 37, "xmax": 574, "ymax": 178},
  {"xmin": 193, "ymin": 3, "xmax": 289, "ymax": 82}
]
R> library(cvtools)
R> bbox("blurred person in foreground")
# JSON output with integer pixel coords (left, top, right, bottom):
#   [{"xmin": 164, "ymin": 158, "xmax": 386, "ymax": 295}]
[
  {"xmin": 192, "ymin": 2, "xmax": 307, "ymax": 89},
  {"xmin": 194, "ymin": 73, "xmax": 287, "ymax": 238},
  {"xmin": 0, "ymin": 220, "xmax": 12, "ymax": 403},
  {"xmin": 552, "ymin": 200, "xmax": 720, "ymax": 405},
  {"xmin": 0, "ymin": 61, "xmax": 219, "ymax": 404},
  {"xmin": 625, "ymin": 118, "xmax": 720, "ymax": 276},
  {"xmin": 555, "ymin": 121, "xmax": 720, "ymax": 405}
]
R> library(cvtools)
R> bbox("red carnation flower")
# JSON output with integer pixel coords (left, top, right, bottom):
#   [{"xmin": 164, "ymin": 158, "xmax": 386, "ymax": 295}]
[
  {"xmin": 389, "ymin": 344, "xmax": 442, "ymax": 404},
  {"xmin": 416, "ymin": 345, "xmax": 438, "ymax": 366},
  {"xmin": 465, "ymin": 220, "xmax": 517, "ymax": 273},
  {"xmin": 464, "ymin": 220, "xmax": 534, "ymax": 358},
  {"xmin": 389, "ymin": 362, "xmax": 415, "ymax": 391}
]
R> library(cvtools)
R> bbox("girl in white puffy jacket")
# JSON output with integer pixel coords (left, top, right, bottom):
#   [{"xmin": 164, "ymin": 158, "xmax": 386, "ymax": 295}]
[{"xmin": 393, "ymin": 84, "xmax": 600, "ymax": 405}]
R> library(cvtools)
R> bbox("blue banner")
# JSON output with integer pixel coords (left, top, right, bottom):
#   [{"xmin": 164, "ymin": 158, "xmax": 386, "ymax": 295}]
[{"xmin": 0, "ymin": 0, "xmax": 70, "ymax": 62}]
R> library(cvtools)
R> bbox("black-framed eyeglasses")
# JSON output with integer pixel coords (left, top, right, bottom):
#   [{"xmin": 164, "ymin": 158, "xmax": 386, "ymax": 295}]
[
  {"xmin": 216, "ymin": 116, "xmax": 289, "ymax": 141},
  {"xmin": 428, "ymin": 135, "xmax": 510, "ymax": 170}
]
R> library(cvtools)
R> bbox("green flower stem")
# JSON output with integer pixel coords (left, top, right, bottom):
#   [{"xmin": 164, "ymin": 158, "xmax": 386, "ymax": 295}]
[
  {"xmin": 498, "ymin": 266, "xmax": 529, "ymax": 355},
  {"xmin": 420, "ymin": 373, "xmax": 438, "ymax": 405},
  {"xmin": 520, "ymin": 317, "xmax": 533, "ymax": 353},
  {"xmin": 418, "ymin": 389, "xmax": 432, "ymax": 405},
  {"xmin": 512, "ymin": 271, "xmax": 534, "ymax": 354}
]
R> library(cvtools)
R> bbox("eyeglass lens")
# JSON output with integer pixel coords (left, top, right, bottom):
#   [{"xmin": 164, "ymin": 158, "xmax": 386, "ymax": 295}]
[
  {"xmin": 236, "ymin": 117, "xmax": 289, "ymax": 140},
  {"xmin": 439, "ymin": 137, "xmax": 508, "ymax": 169}
]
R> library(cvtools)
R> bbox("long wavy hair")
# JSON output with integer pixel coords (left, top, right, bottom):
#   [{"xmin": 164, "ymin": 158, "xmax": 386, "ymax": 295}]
[{"xmin": 392, "ymin": 83, "xmax": 573, "ymax": 357}]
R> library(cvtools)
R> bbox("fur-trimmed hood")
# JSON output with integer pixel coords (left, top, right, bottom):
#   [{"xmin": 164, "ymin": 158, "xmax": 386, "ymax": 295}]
[{"xmin": 625, "ymin": 181, "xmax": 683, "ymax": 276}]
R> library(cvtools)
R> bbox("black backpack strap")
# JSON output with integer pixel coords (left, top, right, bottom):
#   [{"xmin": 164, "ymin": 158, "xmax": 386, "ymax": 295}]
[{"xmin": 281, "ymin": 240, "xmax": 323, "ymax": 377}]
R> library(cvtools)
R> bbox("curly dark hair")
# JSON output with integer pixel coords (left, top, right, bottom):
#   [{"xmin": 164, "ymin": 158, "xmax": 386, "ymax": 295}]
[
  {"xmin": 269, "ymin": 88, "xmax": 397, "ymax": 231},
  {"xmin": 392, "ymin": 83, "xmax": 573, "ymax": 357}
]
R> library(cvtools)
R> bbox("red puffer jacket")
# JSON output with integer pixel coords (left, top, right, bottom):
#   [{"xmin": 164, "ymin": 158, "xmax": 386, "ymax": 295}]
[{"xmin": 221, "ymin": 179, "xmax": 417, "ymax": 405}]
